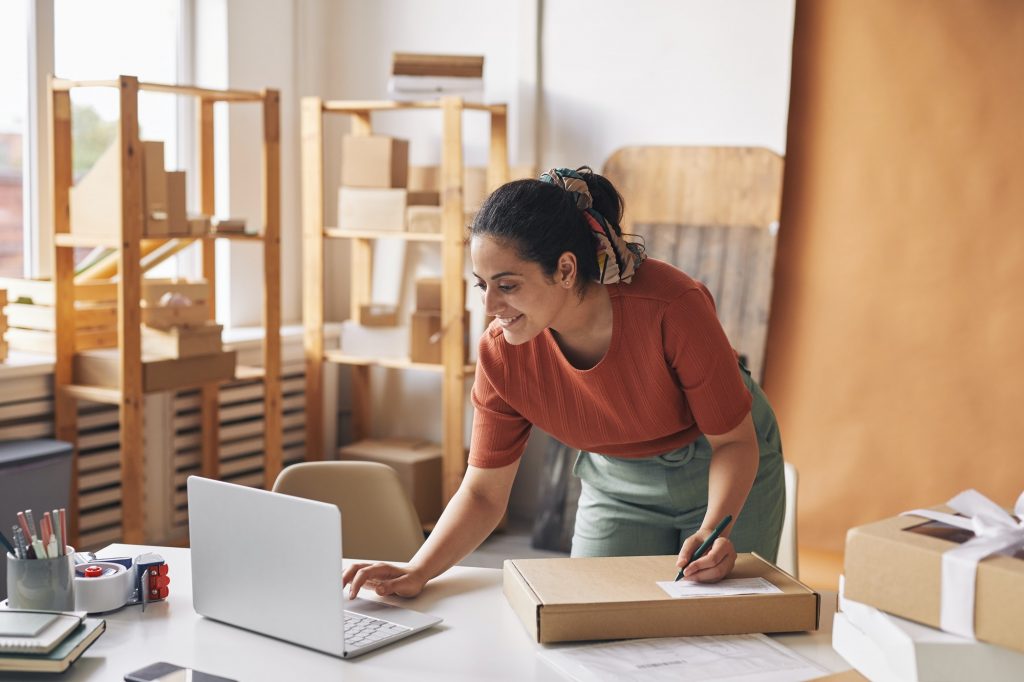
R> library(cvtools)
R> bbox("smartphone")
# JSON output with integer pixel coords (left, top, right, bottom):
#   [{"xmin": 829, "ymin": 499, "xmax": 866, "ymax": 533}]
[{"xmin": 124, "ymin": 661, "xmax": 237, "ymax": 682}]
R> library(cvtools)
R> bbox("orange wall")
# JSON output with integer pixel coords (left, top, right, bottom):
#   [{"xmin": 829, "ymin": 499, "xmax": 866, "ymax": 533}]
[{"xmin": 765, "ymin": 1, "xmax": 1024, "ymax": 552}]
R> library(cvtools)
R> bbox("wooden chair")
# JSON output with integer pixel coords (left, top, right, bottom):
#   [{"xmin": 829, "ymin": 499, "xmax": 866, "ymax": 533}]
[
  {"xmin": 272, "ymin": 461, "xmax": 424, "ymax": 562},
  {"xmin": 603, "ymin": 146, "xmax": 784, "ymax": 381}
]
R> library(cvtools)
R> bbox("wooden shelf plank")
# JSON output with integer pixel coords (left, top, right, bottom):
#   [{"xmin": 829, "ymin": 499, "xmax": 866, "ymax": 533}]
[
  {"xmin": 55, "ymin": 233, "xmax": 121, "ymax": 248},
  {"xmin": 52, "ymin": 78, "xmax": 264, "ymax": 102},
  {"xmin": 323, "ymin": 350, "xmax": 475, "ymax": 376},
  {"xmin": 321, "ymin": 99, "xmax": 506, "ymax": 114},
  {"xmin": 62, "ymin": 384, "xmax": 123, "ymax": 405},
  {"xmin": 210, "ymin": 231, "xmax": 264, "ymax": 241},
  {"xmin": 324, "ymin": 228, "xmax": 443, "ymax": 242}
]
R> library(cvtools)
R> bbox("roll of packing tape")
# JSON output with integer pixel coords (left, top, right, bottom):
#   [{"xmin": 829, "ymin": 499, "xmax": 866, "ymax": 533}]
[{"xmin": 74, "ymin": 561, "xmax": 133, "ymax": 613}]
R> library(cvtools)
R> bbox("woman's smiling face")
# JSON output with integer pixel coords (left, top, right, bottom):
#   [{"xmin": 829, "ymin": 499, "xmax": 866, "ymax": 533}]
[{"xmin": 470, "ymin": 235, "xmax": 573, "ymax": 345}]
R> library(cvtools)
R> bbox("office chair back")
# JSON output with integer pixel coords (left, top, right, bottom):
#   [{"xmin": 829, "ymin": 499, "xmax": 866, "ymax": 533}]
[
  {"xmin": 272, "ymin": 461, "xmax": 425, "ymax": 562},
  {"xmin": 777, "ymin": 461, "xmax": 799, "ymax": 578}
]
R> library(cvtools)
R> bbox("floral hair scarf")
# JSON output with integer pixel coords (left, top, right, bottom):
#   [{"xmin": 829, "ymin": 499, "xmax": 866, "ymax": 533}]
[{"xmin": 539, "ymin": 167, "xmax": 646, "ymax": 284}]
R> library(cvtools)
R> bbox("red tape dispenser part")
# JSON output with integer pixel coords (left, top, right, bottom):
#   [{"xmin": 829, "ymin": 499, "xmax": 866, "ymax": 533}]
[
  {"xmin": 132, "ymin": 552, "xmax": 171, "ymax": 610},
  {"xmin": 73, "ymin": 552, "xmax": 170, "ymax": 613}
]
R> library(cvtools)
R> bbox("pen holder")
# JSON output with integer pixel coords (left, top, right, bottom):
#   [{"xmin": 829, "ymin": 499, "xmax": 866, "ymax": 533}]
[{"xmin": 6, "ymin": 547, "xmax": 75, "ymax": 611}]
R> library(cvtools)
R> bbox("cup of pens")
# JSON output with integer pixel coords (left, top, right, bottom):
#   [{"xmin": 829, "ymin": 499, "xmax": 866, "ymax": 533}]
[{"xmin": 4, "ymin": 508, "xmax": 75, "ymax": 612}]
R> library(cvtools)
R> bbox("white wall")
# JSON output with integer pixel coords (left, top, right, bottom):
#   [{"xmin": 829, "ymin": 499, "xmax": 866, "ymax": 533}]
[{"xmin": 540, "ymin": 0, "xmax": 795, "ymax": 167}]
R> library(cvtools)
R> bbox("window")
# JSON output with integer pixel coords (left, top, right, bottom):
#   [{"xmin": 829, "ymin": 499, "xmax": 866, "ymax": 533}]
[{"xmin": 0, "ymin": 1, "xmax": 28, "ymax": 277}]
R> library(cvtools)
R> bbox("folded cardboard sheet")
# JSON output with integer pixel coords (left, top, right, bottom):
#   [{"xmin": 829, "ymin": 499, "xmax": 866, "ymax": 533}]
[{"xmin": 503, "ymin": 553, "xmax": 819, "ymax": 644}]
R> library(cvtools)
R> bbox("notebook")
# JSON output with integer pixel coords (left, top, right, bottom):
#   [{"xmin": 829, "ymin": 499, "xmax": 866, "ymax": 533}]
[
  {"xmin": 0, "ymin": 610, "xmax": 85, "ymax": 654},
  {"xmin": 0, "ymin": 618, "xmax": 105, "ymax": 673}
]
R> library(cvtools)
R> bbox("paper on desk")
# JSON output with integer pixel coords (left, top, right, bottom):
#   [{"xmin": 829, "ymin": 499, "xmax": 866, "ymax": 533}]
[
  {"xmin": 656, "ymin": 577, "xmax": 782, "ymax": 598},
  {"xmin": 541, "ymin": 633, "xmax": 827, "ymax": 682}
]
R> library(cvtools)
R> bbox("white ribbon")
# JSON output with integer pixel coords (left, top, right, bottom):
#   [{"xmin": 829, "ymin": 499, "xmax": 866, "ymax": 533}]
[{"xmin": 901, "ymin": 489, "xmax": 1024, "ymax": 639}]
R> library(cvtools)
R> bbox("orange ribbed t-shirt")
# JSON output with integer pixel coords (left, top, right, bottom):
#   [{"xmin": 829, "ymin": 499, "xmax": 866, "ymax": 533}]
[{"xmin": 469, "ymin": 259, "xmax": 752, "ymax": 468}]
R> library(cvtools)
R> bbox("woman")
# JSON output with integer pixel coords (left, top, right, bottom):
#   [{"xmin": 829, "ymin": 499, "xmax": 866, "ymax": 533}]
[{"xmin": 343, "ymin": 167, "xmax": 785, "ymax": 599}]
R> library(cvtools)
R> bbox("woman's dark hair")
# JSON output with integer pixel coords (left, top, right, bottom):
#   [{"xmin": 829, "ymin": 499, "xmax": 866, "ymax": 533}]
[{"xmin": 470, "ymin": 166, "xmax": 625, "ymax": 297}]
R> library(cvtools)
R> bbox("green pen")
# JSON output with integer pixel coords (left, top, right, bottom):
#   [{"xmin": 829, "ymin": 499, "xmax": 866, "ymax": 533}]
[{"xmin": 675, "ymin": 514, "xmax": 733, "ymax": 581}]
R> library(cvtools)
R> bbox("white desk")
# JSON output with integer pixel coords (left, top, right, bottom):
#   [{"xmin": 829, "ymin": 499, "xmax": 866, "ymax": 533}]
[{"xmin": 41, "ymin": 544, "xmax": 851, "ymax": 681}]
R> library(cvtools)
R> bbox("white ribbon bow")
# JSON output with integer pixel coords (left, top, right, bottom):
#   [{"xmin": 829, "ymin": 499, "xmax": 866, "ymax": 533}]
[{"xmin": 902, "ymin": 489, "xmax": 1024, "ymax": 639}]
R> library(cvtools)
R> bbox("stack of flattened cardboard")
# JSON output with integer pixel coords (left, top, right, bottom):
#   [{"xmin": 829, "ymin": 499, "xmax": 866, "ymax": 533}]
[
  {"xmin": 840, "ymin": 496, "xmax": 1024, "ymax": 679},
  {"xmin": 504, "ymin": 553, "xmax": 819, "ymax": 643},
  {"xmin": 0, "ymin": 278, "xmax": 118, "ymax": 354},
  {"xmin": 74, "ymin": 279, "xmax": 234, "ymax": 392},
  {"xmin": 70, "ymin": 140, "xmax": 210, "ymax": 239},
  {"xmin": 388, "ymin": 53, "xmax": 484, "ymax": 101},
  {"xmin": 338, "ymin": 438, "xmax": 443, "ymax": 524}
]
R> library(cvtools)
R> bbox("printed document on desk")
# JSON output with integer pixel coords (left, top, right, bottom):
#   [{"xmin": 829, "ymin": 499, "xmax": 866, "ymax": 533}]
[
  {"xmin": 656, "ymin": 577, "xmax": 782, "ymax": 598},
  {"xmin": 541, "ymin": 633, "xmax": 827, "ymax": 682}
]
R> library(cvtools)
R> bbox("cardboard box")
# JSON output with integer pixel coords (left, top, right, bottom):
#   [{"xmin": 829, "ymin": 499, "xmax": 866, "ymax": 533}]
[
  {"xmin": 188, "ymin": 215, "xmax": 211, "ymax": 236},
  {"xmin": 407, "ymin": 190, "xmax": 440, "ymax": 206},
  {"xmin": 142, "ymin": 140, "xmax": 168, "ymax": 236},
  {"xmin": 341, "ymin": 135, "xmax": 409, "ymax": 188},
  {"xmin": 410, "ymin": 310, "xmax": 442, "ymax": 364},
  {"xmin": 142, "ymin": 301, "xmax": 210, "ymax": 330},
  {"xmin": 844, "ymin": 509, "xmax": 1024, "ymax": 654},
  {"xmin": 358, "ymin": 304, "xmax": 399, "ymax": 327},
  {"xmin": 73, "ymin": 348, "xmax": 236, "ymax": 391},
  {"xmin": 415, "ymin": 278, "xmax": 467, "ymax": 313},
  {"xmin": 337, "ymin": 438, "xmax": 442, "ymax": 523},
  {"xmin": 165, "ymin": 171, "xmax": 188, "ymax": 235},
  {"xmin": 503, "ymin": 553, "xmax": 820, "ymax": 644},
  {"xmin": 415, "ymin": 278, "xmax": 442, "ymax": 312},
  {"xmin": 833, "ymin": 579, "xmax": 1024, "ymax": 682},
  {"xmin": 141, "ymin": 279, "xmax": 209, "ymax": 307},
  {"xmin": 142, "ymin": 321, "xmax": 223, "ymax": 359},
  {"xmin": 340, "ymin": 319, "xmax": 408, "ymax": 359},
  {"xmin": 338, "ymin": 188, "xmax": 407, "ymax": 232},
  {"xmin": 406, "ymin": 206, "xmax": 441, "ymax": 234},
  {"xmin": 409, "ymin": 165, "xmax": 439, "ymax": 192}
]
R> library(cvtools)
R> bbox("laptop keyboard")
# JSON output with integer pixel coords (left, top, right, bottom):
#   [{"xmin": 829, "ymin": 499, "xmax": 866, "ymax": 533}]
[{"xmin": 344, "ymin": 611, "xmax": 411, "ymax": 648}]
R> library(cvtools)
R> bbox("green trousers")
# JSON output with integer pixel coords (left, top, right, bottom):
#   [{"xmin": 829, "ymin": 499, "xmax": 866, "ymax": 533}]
[{"xmin": 570, "ymin": 365, "xmax": 785, "ymax": 561}]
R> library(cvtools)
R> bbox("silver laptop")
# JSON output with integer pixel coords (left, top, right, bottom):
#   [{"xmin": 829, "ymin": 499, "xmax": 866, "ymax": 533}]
[{"xmin": 187, "ymin": 476, "xmax": 441, "ymax": 658}]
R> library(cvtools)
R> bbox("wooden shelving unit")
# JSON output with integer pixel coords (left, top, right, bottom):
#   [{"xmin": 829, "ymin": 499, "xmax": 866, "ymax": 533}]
[
  {"xmin": 301, "ymin": 96, "xmax": 508, "ymax": 503},
  {"xmin": 51, "ymin": 75, "xmax": 283, "ymax": 544}
]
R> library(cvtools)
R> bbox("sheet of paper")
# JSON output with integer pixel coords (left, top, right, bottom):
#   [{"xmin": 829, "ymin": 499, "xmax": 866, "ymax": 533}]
[
  {"xmin": 541, "ymin": 633, "xmax": 828, "ymax": 682},
  {"xmin": 656, "ymin": 576, "xmax": 783, "ymax": 598}
]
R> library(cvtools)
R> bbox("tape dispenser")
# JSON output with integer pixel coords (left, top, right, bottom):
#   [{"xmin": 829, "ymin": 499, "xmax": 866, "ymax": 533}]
[{"xmin": 73, "ymin": 552, "xmax": 170, "ymax": 614}]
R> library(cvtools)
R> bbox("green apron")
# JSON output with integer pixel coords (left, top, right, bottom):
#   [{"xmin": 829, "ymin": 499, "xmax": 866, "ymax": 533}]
[{"xmin": 571, "ymin": 364, "xmax": 785, "ymax": 561}]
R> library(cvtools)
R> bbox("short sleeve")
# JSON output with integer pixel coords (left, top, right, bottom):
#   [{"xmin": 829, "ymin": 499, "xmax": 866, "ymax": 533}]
[
  {"xmin": 662, "ymin": 287, "xmax": 752, "ymax": 436},
  {"xmin": 468, "ymin": 334, "xmax": 533, "ymax": 468}
]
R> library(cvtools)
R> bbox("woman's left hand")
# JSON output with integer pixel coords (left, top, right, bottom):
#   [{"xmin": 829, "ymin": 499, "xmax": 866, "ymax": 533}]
[{"xmin": 676, "ymin": 531, "xmax": 736, "ymax": 583}]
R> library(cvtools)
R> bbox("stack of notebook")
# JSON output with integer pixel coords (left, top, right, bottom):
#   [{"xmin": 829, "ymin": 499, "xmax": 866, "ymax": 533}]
[
  {"xmin": 388, "ymin": 53, "xmax": 484, "ymax": 101},
  {"xmin": 0, "ymin": 610, "xmax": 105, "ymax": 674}
]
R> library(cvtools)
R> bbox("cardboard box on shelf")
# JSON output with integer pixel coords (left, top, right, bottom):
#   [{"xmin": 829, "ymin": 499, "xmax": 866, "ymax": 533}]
[
  {"xmin": 338, "ymin": 188, "xmax": 407, "ymax": 232},
  {"xmin": 338, "ymin": 438, "xmax": 443, "ymax": 524},
  {"xmin": 504, "ymin": 553, "xmax": 820, "ymax": 644},
  {"xmin": 73, "ymin": 348, "xmax": 236, "ymax": 392},
  {"xmin": 410, "ymin": 309, "xmax": 469, "ymax": 365},
  {"xmin": 339, "ymin": 319, "xmax": 408, "ymax": 359},
  {"xmin": 409, "ymin": 165, "xmax": 439, "ymax": 192},
  {"xmin": 358, "ymin": 304, "xmax": 399, "ymax": 327},
  {"xmin": 843, "ymin": 500, "xmax": 1024, "ymax": 654},
  {"xmin": 141, "ymin": 301, "xmax": 210, "ymax": 330},
  {"xmin": 414, "ymin": 278, "xmax": 466, "ymax": 313},
  {"xmin": 141, "ymin": 279, "xmax": 209, "ymax": 307},
  {"xmin": 165, "ymin": 171, "xmax": 188, "ymax": 235},
  {"xmin": 188, "ymin": 215, "xmax": 211, "ymax": 236},
  {"xmin": 341, "ymin": 135, "xmax": 409, "ymax": 188},
  {"xmin": 142, "ymin": 140, "xmax": 168, "ymax": 236},
  {"xmin": 142, "ymin": 321, "xmax": 223, "ymax": 359},
  {"xmin": 407, "ymin": 190, "xmax": 440, "ymax": 206},
  {"xmin": 406, "ymin": 205, "xmax": 441, "ymax": 234},
  {"xmin": 410, "ymin": 310, "xmax": 441, "ymax": 364},
  {"xmin": 415, "ymin": 278, "xmax": 442, "ymax": 312}
]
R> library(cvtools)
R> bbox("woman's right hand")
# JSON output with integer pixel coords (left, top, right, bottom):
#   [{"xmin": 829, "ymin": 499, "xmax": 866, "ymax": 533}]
[{"xmin": 342, "ymin": 562, "xmax": 428, "ymax": 600}]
